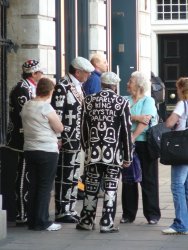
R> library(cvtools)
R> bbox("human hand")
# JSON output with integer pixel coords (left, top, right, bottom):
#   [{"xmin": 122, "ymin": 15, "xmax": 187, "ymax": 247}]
[
  {"xmin": 140, "ymin": 115, "xmax": 151, "ymax": 125},
  {"xmin": 57, "ymin": 139, "xmax": 62, "ymax": 149},
  {"xmin": 122, "ymin": 160, "xmax": 132, "ymax": 168}
]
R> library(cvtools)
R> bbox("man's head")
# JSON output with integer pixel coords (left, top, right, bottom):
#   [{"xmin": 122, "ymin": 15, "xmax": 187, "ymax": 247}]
[
  {"xmin": 101, "ymin": 72, "xmax": 120, "ymax": 91},
  {"xmin": 22, "ymin": 59, "xmax": 43, "ymax": 82},
  {"xmin": 69, "ymin": 57, "xmax": 94, "ymax": 83},
  {"xmin": 90, "ymin": 54, "xmax": 108, "ymax": 73}
]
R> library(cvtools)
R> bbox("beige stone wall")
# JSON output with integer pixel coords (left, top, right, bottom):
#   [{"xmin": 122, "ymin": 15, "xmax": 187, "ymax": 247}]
[
  {"xmin": 6, "ymin": 0, "xmax": 56, "ymax": 92},
  {"xmin": 137, "ymin": 0, "xmax": 151, "ymax": 79}
]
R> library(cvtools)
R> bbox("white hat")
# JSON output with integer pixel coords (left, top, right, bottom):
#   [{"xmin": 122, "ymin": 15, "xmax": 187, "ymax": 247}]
[
  {"xmin": 22, "ymin": 60, "xmax": 44, "ymax": 74},
  {"xmin": 71, "ymin": 57, "xmax": 94, "ymax": 73},
  {"xmin": 101, "ymin": 72, "xmax": 121, "ymax": 85}
]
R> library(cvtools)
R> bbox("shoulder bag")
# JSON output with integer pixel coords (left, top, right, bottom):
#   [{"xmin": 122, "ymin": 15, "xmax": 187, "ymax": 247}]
[
  {"xmin": 160, "ymin": 101, "xmax": 188, "ymax": 165},
  {"xmin": 146, "ymin": 122, "xmax": 171, "ymax": 159}
]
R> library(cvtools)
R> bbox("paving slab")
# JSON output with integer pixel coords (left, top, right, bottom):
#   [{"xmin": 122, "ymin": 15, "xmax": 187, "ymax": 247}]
[{"xmin": 0, "ymin": 164, "xmax": 187, "ymax": 250}]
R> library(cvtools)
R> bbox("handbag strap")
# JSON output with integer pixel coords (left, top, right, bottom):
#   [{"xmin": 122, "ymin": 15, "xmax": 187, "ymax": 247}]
[{"xmin": 183, "ymin": 100, "xmax": 188, "ymax": 128}]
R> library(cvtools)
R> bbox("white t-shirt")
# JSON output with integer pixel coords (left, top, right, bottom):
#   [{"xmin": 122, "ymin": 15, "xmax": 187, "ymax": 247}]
[
  {"xmin": 21, "ymin": 100, "xmax": 58, "ymax": 152},
  {"xmin": 173, "ymin": 100, "xmax": 188, "ymax": 131}
]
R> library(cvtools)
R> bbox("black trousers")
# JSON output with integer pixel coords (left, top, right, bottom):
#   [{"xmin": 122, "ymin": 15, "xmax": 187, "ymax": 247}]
[
  {"xmin": 121, "ymin": 141, "xmax": 161, "ymax": 222},
  {"xmin": 0, "ymin": 148, "xmax": 28, "ymax": 222},
  {"xmin": 25, "ymin": 151, "xmax": 58, "ymax": 230},
  {"xmin": 79, "ymin": 164, "xmax": 121, "ymax": 228},
  {"xmin": 15, "ymin": 152, "xmax": 28, "ymax": 222},
  {"xmin": 55, "ymin": 150, "xmax": 80, "ymax": 218}
]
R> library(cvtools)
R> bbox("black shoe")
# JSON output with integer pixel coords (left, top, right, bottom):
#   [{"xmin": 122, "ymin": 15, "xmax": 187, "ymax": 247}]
[
  {"xmin": 100, "ymin": 226, "xmax": 119, "ymax": 233},
  {"xmin": 16, "ymin": 218, "xmax": 28, "ymax": 226},
  {"xmin": 76, "ymin": 223, "xmax": 92, "ymax": 231},
  {"xmin": 55, "ymin": 215, "xmax": 78, "ymax": 223},
  {"xmin": 120, "ymin": 217, "xmax": 133, "ymax": 223}
]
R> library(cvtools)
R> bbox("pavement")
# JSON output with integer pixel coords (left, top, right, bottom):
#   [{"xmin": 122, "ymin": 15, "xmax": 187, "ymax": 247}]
[{"xmin": 0, "ymin": 164, "xmax": 188, "ymax": 250}]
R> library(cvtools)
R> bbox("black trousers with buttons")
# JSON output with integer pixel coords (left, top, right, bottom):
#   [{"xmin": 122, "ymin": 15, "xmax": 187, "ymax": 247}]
[{"xmin": 79, "ymin": 163, "xmax": 121, "ymax": 228}]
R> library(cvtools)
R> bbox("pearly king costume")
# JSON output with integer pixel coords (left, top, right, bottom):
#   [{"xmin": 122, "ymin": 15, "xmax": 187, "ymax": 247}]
[
  {"xmin": 77, "ymin": 72, "xmax": 133, "ymax": 233},
  {"xmin": 51, "ymin": 74, "xmax": 85, "ymax": 221},
  {"xmin": 6, "ymin": 60, "xmax": 42, "ymax": 223}
]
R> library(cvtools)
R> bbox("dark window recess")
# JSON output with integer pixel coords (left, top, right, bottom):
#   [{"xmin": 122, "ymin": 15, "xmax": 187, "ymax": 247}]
[{"xmin": 0, "ymin": 0, "xmax": 11, "ymax": 145}]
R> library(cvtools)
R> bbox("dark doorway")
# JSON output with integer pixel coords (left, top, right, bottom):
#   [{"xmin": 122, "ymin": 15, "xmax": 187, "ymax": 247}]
[
  {"xmin": 111, "ymin": 0, "xmax": 137, "ymax": 96},
  {"xmin": 158, "ymin": 34, "xmax": 188, "ymax": 118}
]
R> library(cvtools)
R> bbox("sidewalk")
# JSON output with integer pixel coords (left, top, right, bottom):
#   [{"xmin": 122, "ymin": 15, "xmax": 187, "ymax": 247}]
[{"xmin": 0, "ymin": 164, "xmax": 187, "ymax": 250}]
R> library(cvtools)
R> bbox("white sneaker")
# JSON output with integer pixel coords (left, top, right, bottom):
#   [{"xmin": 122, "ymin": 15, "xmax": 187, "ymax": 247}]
[
  {"xmin": 162, "ymin": 227, "xmax": 188, "ymax": 235},
  {"xmin": 46, "ymin": 223, "xmax": 62, "ymax": 231}
]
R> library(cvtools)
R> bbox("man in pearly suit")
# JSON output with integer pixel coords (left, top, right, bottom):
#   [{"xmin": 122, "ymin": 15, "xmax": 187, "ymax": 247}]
[
  {"xmin": 51, "ymin": 57, "xmax": 94, "ymax": 223},
  {"xmin": 76, "ymin": 72, "xmax": 133, "ymax": 233}
]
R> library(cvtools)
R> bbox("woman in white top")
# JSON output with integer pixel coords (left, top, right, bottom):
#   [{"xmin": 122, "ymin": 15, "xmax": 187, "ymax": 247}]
[
  {"xmin": 21, "ymin": 77, "xmax": 64, "ymax": 231},
  {"xmin": 162, "ymin": 77, "xmax": 188, "ymax": 235}
]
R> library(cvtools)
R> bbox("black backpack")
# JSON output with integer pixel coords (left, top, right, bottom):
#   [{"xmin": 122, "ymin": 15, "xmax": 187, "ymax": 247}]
[{"xmin": 151, "ymin": 72, "xmax": 165, "ymax": 104}]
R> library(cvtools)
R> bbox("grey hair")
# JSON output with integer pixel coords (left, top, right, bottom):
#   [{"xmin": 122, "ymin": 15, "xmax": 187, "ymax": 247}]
[{"xmin": 131, "ymin": 71, "xmax": 150, "ymax": 93}]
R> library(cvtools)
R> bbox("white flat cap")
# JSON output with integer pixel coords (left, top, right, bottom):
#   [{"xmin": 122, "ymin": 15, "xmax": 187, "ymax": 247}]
[
  {"xmin": 101, "ymin": 72, "xmax": 121, "ymax": 85},
  {"xmin": 71, "ymin": 57, "xmax": 94, "ymax": 73}
]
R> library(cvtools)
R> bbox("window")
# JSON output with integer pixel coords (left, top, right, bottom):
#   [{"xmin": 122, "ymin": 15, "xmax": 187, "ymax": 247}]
[{"xmin": 157, "ymin": 0, "xmax": 188, "ymax": 20}]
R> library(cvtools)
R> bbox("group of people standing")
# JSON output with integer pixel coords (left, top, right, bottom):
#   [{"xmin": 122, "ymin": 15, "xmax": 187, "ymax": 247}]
[{"xmin": 5, "ymin": 54, "xmax": 188, "ymax": 234}]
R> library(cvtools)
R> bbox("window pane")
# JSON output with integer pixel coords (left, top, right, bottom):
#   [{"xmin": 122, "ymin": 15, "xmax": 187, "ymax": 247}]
[
  {"xmin": 157, "ymin": 5, "xmax": 163, "ymax": 12},
  {"xmin": 172, "ymin": 13, "xmax": 179, "ymax": 18},
  {"xmin": 157, "ymin": 0, "xmax": 163, "ymax": 4},
  {"xmin": 158, "ymin": 13, "xmax": 163, "ymax": 19},
  {"xmin": 166, "ymin": 0, "xmax": 170, "ymax": 4},
  {"xmin": 172, "ymin": 5, "xmax": 178, "ymax": 11},
  {"xmin": 180, "ymin": 12, "xmax": 187, "ymax": 18},
  {"xmin": 172, "ymin": 0, "xmax": 178, "ymax": 4},
  {"xmin": 164, "ymin": 5, "xmax": 171, "ymax": 12},
  {"xmin": 164, "ymin": 13, "xmax": 171, "ymax": 19},
  {"xmin": 180, "ymin": 5, "xmax": 186, "ymax": 11},
  {"xmin": 180, "ymin": 0, "xmax": 186, "ymax": 4}
]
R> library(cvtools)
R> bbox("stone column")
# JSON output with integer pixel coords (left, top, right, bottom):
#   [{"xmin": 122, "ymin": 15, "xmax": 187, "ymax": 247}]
[
  {"xmin": 89, "ymin": 0, "xmax": 107, "ymax": 56},
  {"xmin": 7, "ymin": 0, "xmax": 56, "ymax": 91}
]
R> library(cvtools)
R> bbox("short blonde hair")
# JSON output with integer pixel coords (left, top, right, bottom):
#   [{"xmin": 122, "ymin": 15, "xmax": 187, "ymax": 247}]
[
  {"xmin": 176, "ymin": 77, "xmax": 188, "ymax": 100},
  {"xmin": 131, "ymin": 71, "xmax": 150, "ymax": 93}
]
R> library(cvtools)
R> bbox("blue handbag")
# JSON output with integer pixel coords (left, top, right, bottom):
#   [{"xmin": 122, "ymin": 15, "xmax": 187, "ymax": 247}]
[{"xmin": 121, "ymin": 150, "xmax": 142, "ymax": 183}]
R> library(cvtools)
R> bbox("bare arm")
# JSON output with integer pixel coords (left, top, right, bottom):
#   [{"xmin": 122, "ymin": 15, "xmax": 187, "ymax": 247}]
[
  {"xmin": 46, "ymin": 111, "xmax": 64, "ymax": 133},
  {"xmin": 131, "ymin": 114, "xmax": 152, "ymax": 142},
  {"xmin": 131, "ymin": 114, "xmax": 151, "ymax": 125},
  {"xmin": 165, "ymin": 113, "xmax": 179, "ymax": 128},
  {"xmin": 132, "ymin": 122, "xmax": 148, "ymax": 142}
]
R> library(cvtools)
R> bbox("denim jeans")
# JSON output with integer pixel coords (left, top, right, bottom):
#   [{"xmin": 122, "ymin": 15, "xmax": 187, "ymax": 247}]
[{"xmin": 170, "ymin": 165, "xmax": 188, "ymax": 232}]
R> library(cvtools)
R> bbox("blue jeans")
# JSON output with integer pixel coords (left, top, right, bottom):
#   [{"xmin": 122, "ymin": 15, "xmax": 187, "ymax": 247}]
[{"xmin": 170, "ymin": 165, "xmax": 188, "ymax": 232}]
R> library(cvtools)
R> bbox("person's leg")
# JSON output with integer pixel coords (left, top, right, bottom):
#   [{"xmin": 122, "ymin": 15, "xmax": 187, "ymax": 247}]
[
  {"xmin": 136, "ymin": 142, "xmax": 161, "ymax": 223},
  {"xmin": 34, "ymin": 151, "xmax": 58, "ymax": 230},
  {"xmin": 77, "ymin": 164, "xmax": 102, "ymax": 230},
  {"xmin": 55, "ymin": 151, "xmax": 80, "ymax": 223},
  {"xmin": 170, "ymin": 165, "xmax": 188, "ymax": 232},
  {"xmin": 25, "ymin": 151, "xmax": 37, "ymax": 229},
  {"xmin": 121, "ymin": 182, "xmax": 138, "ymax": 222},
  {"xmin": 16, "ymin": 152, "xmax": 28, "ymax": 224},
  {"xmin": 70, "ymin": 151, "xmax": 81, "ymax": 218},
  {"xmin": 100, "ymin": 165, "xmax": 121, "ymax": 232}
]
